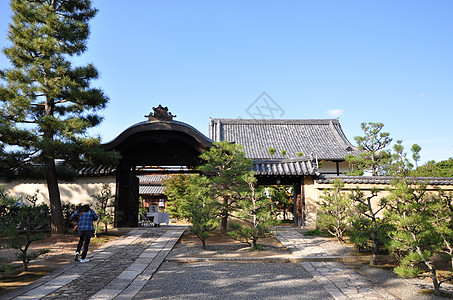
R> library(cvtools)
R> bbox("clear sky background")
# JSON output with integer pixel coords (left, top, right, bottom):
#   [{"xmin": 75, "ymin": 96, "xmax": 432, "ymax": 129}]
[{"xmin": 0, "ymin": 0, "xmax": 452, "ymax": 165}]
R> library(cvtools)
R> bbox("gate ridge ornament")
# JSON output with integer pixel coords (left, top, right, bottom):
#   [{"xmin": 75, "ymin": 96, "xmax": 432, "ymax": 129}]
[{"xmin": 145, "ymin": 105, "xmax": 177, "ymax": 121}]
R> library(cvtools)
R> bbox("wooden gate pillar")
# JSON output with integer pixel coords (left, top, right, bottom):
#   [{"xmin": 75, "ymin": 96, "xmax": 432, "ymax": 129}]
[
  {"xmin": 293, "ymin": 182, "xmax": 302, "ymax": 228},
  {"xmin": 116, "ymin": 161, "xmax": 140, "ymax": 227},
  {"xmin": 293, "ymin": 176, "xmax": 305, "ymax": 228}
]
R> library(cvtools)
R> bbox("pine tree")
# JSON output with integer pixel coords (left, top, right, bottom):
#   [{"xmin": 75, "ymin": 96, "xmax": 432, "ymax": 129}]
[
  {"xmin": 316, "ymin": 179, "xmax": 352, "ymax": 243},
  {"xmin": 93, "ymin": 184, "xmax": 115, "ymax": 235},
  {"xmin": 229, "ymin": 173, "xmax": 280, "ymax": 250},
  {"xmin": 198, "ymin": 141, "xmax": 252, "ymax": 234},
  {"xmin": 385, "ymin": 142, "xmax": 445, "ymax": 296},
  {"xmin": 349, "ymin": 188, "xmax": 391, "ymax": 266},
  {"xmin": 346, "ymin": 122, "xmax": 392, "ymax": 176},
  {"xmin": 163, "ymin": 174, "xmax": 193, "ymax": 221},
  {"xmin": 269, "ymin": 185, "xmax": 293, "ymax": 221},
  {"xmin": 184, "ymin": 175, "xmax": 220, "ymax": 249},
  {"xmin": 0, "ymin": 0, "xmax": 114, "ymax": 233},
  {"xmin": 164, "ymin": 174, "xmax": 220, "ymax": 249}
]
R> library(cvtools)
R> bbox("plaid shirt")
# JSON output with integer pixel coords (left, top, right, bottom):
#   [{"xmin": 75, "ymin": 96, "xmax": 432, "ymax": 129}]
[{"xmin": 71, "ymin": 209, "xmax": 98, "ymax": 231}]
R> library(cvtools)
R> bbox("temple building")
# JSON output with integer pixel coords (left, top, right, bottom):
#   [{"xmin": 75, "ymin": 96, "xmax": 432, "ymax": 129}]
[
  {"xmin": 2, "ymin": 106, "xmax": 453, "ymax": 229},
  {"xmin": 209, "ymin": 118, "xmax": 361, "ymax": 176}
]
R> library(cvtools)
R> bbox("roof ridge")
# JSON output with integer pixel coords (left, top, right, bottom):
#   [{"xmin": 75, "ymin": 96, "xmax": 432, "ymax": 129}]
[
  {"xmin": 210, "ymin": 118, "xmax": 340, "ymax": 125},
  {"xmin": 253, "ymin": 158, "xmax": 312, "ymax": 163}
]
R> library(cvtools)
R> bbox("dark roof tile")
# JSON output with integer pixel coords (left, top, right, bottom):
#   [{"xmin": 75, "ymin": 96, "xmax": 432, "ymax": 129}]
[
  {"xmin": 316, "ymin": 175, "xmax": 453, "ymax": 185},
  {"xmin": 209, "ymin": 118, "xmax": 360, "ymax": 160},
  {"xmin": 252, "ymin": 159, "xmax": 318, "ymax": 176}
]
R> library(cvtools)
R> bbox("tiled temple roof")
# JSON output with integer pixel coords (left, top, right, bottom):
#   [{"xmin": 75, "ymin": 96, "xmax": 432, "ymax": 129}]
[
  {"xmin": 139, "ymin": 185, "xmax": 165, "ymax": 194},
  {"xmin": 209, "ymin": 118, "xmax": 360, "ymax": 161},
  {"xmin": 137, "ymin": 175, "xmax": 168, "ymax": 183},
  {"xmin": 77, "ymin": 165, "xmax": 116, "ymax": 176},
  {"xmin": 316, "ymin": 175, "xmax": 453, "ymax": 185},
  {"xmin": 253, "ymin": 159, "xmax": 318, "ymax": 176}
]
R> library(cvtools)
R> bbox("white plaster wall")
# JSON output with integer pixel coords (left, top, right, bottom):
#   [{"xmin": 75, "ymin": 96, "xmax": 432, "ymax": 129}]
[
  {"xmin": 303, "ymin": 176, "xmax": 318, "ymax": 229},
  {"xmin": 1, "ymin": 176, "xmax": 116, "ymax": 206},
  {"xmin": 308, "ymin": 181, "xmax": 453, "ymax": 229}
]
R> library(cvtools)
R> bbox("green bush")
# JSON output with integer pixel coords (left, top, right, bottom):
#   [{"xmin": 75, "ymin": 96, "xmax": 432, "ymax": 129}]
[
  {"xmin": 349, "ymin": 218, "xmax": 393, "ymax": 252},
  {"xmin": 0, "ymin": 263, "xmax": 13, "ymax": 275},
  {"xmin": 0, "ymin": 204, "xmax": 51, "ymax": 271},
  {"xmin": 304, "ymin": 229, "xmax": 326, "ymax": 236}
]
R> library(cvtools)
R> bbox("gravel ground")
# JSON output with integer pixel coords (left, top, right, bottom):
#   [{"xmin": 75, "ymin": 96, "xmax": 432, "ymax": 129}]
[
  {"xmin": 350, "ymin": 262, "xmax": 453, "ymax": 300},
  {"xmin": 134, "ymin": 261, "xmax": 334, "ymax": 300},
  {"xmin": 165, "ymin": 230, "xmax": 453, "ymax": 299},
  {"xmin": 141, "ymin": 260, "xmax": 453, "ymax": 300}
]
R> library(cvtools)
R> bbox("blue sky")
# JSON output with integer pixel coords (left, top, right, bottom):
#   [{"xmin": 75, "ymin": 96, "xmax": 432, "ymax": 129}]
[{"xmin": 0, "ymin": 1, "xmax": 452, "ymax": 164}]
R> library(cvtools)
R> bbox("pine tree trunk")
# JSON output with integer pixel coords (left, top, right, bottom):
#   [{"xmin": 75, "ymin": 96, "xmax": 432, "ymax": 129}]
[
  {"xmin": 220, "ymin": 196, "xmax": 228, "ymax": 234},
  {"xmin": 220, "ymin": 213, "xmax": 228, "ymax": 235},
  {"xmin": 45, "ymin": 158, "xmax": 65, "ymax": 234},
  {"xmin": 21, "ymin": 232, "xmax": 30, "ymax": 271},
  {"xmin": 430, "ymin": 267, "xmax": 441, "ymax": 296},
  {"xmin": 418, "ymin": 246, "xmax": 441, "ymax": 296},
  {"xmin": 451, "ymin": 254, "xmax": 453, "ymax": 271},
  {"xmin": 370, "ymin": 217, "xmax": 378, "ymax": 266}
]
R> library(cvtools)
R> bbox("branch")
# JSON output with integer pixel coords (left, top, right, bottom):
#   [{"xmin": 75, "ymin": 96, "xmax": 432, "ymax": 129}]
[
  {"xmin": 375, "ymin": 206, "xmax": 385, "ymax": 215},
  {"xmin": 363, "ymin": 213, "xmax": 373, "ymax": 219},
  {"xmin": 54, "ymin": 100, "xmax": 69, "ymax": 104}
]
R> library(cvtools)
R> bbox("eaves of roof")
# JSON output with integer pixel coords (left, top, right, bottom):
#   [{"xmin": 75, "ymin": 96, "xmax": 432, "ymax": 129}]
[
  {"xmin": 252, "ymin": 158, "xmax": 319, "ymax": 176},
  {"xmin": 78, "ymin": 165, "xmax": 116, "ymax": 177},
  {"xmin": 316, "ymin": 175, "xmax": 453, "ymax": 185},
  {"xmin": 139, "ymin": 185, "xmax": 165, "ymax": 195}
]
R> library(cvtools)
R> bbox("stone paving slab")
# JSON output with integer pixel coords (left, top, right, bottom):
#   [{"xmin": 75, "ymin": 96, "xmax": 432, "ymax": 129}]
[
  {"xmin": 3, "ymin": 228, "xmax": 185, "ymax": 300},
  {"xmin": 274, "ymin": 229, "xmax": 399, "ymax": 299},
  {"xmin": 275, "ymin": 229, "xmax": 354, "ymax": 258},
  {"xmin": 88, "ymin": 229, "xmax": 184, "ymax": 300}
]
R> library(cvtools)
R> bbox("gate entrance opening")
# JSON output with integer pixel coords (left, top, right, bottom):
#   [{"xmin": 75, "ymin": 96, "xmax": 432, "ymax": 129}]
[{"xmin": 103, "ymin": 106, "xmax": 212, "ymax": 227}]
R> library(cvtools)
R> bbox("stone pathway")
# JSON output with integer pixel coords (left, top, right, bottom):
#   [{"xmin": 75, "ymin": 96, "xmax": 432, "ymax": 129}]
[
  {"xmin": 4, "ymin": 227, "xmax": 404, "ymax": 300},
  {"xmin": 4, "ymin": 228, "xmax": 185, "ymax": 300},
  {"xmin": 275, "ymin": 229, "xmax": 353, "ymax": 259},
  {"xmin": 274, "ymin": 228, "xmax": 398, "ymax": 300}
]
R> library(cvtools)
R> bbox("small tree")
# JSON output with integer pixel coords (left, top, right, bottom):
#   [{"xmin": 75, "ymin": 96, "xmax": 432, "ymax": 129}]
[
  {"xmin": 0, "ymin": 190, "xmax": 50, "ymax": 271},
  {"xmin": 269, "ymin": 185, "xmax": 293, "ymax": 221},
  {"xmin": 164, "ymin": 174, "xmax": 219, "ymax": 249},
  {"xmin": 93, "ymin": 184, "xmax": 115, "ymax": 235},
  {"xmin": 346, "ymin": 122, "xmax": 392, "ymax": 176},
  {"xmin": 163, "ymin": 174, "xmax": 193, "ymax": 221},
  {"xmin": 229, "ymin": 173, "xmax": 280, "ymax": 250},
  {"xmin": 316, "ymin": 179, "xmax": 352, "ymax": 243},
  {"xmin": 349, "ymin": 188, "xmax": 391, "ymax": 266},
  {"xmin": 184, "ymin": 176, "xmax": 220, "ymax": 249},
  {"xmin": 431, "ymin": 190, "xmax": 453, "ymax": 270},
  {"xmin": 385, "ymin": 142, "xmax": 446, "ymax": 296},
  {"xmin": 198, "ymin": 141, "xmax": 252, "ymax": 234}
]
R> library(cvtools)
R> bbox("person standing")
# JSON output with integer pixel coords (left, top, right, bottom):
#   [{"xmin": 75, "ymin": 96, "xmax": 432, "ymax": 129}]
[{"xmin": 71, "ymin": 204, "xmax": 98, "ymax": 263}]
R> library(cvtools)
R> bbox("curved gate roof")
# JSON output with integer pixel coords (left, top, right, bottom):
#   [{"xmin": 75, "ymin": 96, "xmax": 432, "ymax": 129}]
[
  {"xmin": 104, "ymin": 120, "xmax": 213, "ymax": 151},
  {"xmin": 103, "ymin": 119, "xmax": 213, "ymax": 167}
]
